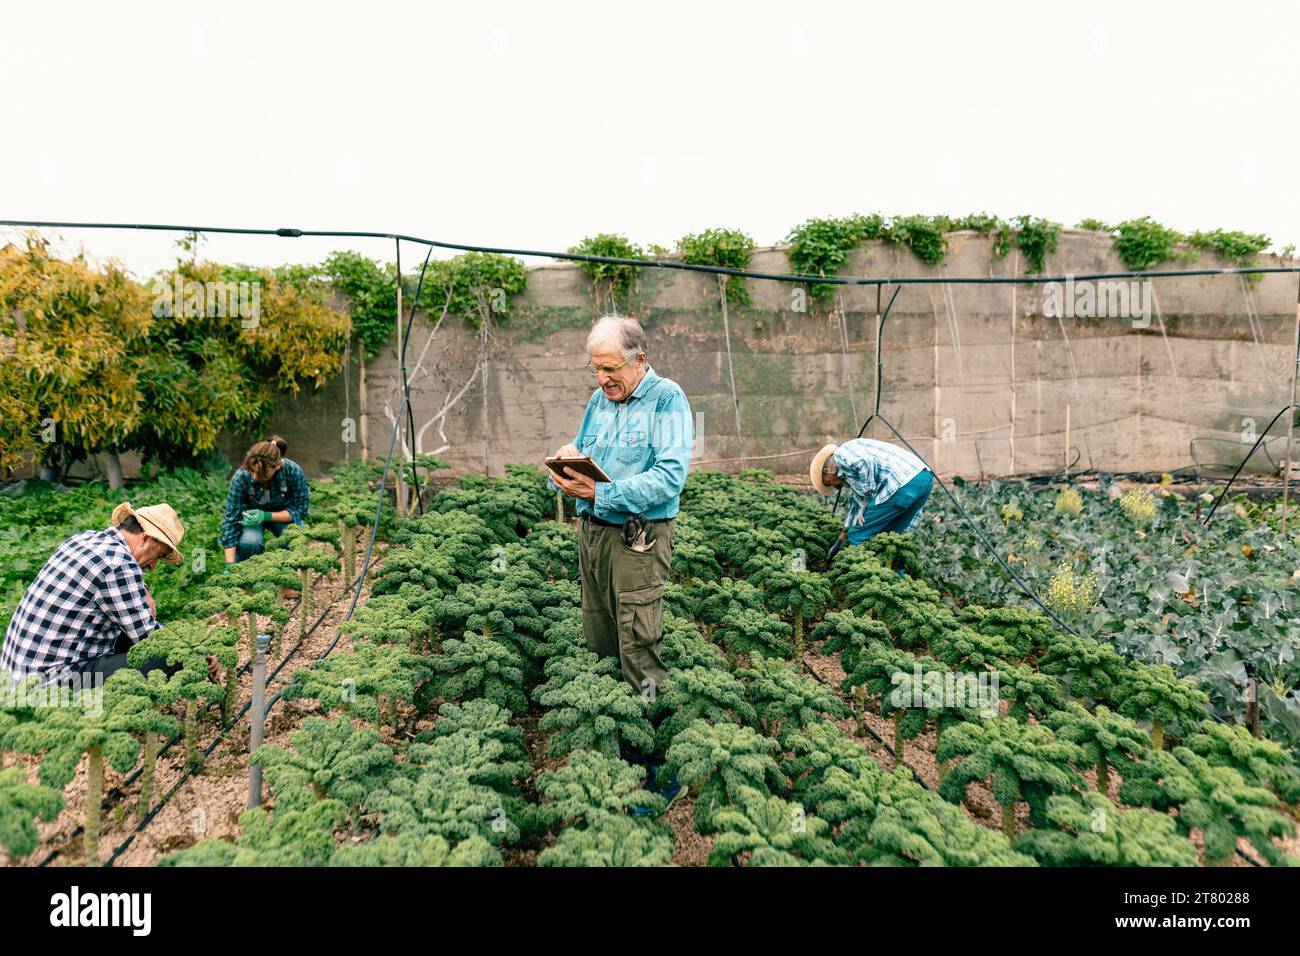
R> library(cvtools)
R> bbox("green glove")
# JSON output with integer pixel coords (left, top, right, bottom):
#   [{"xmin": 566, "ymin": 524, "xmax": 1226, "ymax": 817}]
[
  {"xmin": 223, "ymin": 562, "xmax": 234, "ymax": 575},
  {"xmin": 241, "ymin": 509, "xmax": 266, "ymax": 528}
]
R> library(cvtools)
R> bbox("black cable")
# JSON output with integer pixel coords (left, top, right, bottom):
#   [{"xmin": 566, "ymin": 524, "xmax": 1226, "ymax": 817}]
[
  {"xmin": 1201, "ymin": 404, "xmax": 1297, "ymax": 526},
  {"xmin": 3, "ymin": 217, "xmax": 1299, "ymax": 288}
]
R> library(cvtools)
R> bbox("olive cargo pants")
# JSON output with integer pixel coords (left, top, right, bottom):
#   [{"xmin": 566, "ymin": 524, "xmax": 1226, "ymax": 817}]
[{"xmin": 577, "ymin": 516, "xmax": 674, "ymax": 697}]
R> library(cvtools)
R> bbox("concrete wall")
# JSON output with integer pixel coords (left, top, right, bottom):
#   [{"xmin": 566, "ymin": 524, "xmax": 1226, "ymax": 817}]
[{"xmin": 222, "ymin": 231, "xmax": 1300, "ymax": 482}]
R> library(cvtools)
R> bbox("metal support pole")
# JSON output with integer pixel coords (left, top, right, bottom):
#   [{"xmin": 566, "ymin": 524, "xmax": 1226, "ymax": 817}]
[
  {"xmin": 248, "ymin": 633, "xmax": 270, "ymax": 808},
  {"xmin": 1282, "ymin": 279, "xmax": 1300, "ymax": 534},
  {"xmin": 394, "ymin": 239, "xmax": 408, "ymax": 515}
]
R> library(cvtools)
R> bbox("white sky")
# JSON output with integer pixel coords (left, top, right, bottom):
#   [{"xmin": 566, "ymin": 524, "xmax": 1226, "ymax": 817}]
[{"xmin": 3, "ymin": 0, "xmax": 1297, "ymax": 278}]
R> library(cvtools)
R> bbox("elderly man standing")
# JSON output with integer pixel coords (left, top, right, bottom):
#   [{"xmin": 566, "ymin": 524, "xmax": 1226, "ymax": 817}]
[
  {"xmin": 549, "ymin": 315, "xmax": 693, "ymax": 790},
  {"xmin": 1, "ymin": 502, "xmax": 197, "ymax": 685}
]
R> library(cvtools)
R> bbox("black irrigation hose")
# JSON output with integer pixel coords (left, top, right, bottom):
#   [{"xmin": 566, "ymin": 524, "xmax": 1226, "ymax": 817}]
[
  {"xmin": 4, "ymin": 218, "xmax": 1300, "ymax": 288},
  {"xmin": 1201, "ymin": 404, "xmax": 1297, "ymax": 527}
]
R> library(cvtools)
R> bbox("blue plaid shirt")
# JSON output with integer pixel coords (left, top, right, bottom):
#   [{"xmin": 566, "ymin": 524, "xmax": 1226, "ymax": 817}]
[
  {"xmin": 219, "ymin": 458, "xmax": 310, "ymax": 548},
  {"xmin": 1, "ymin": 527, "xmax": 160, "ymax": 681},
  {"xmin": 548, "ymin": 366, "xmax": 694, "ymax": 522},
  {"xmin": 834, "ymin": 438, "xmax": 928, "ymax": 530}
]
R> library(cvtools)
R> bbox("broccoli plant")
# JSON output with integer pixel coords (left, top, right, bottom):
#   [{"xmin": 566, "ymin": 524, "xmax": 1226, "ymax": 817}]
[
  {"xmin": 1117, "ymin": 746, "xmax": 1296, "ymax": 866},
  {"xmin": 649, "ymin": 665, "xmax": 756, "ymax": 751},
  {"xmin": 715, "ymin": 609, "xmax": 794, "ymax": 663},
  {"xmin": 126, "ymin": 620, "xmax": 237, "ymax": 754},
  {"xmin": 937, "ymin": 716, "xmax": 1085, "ymax": 840},
  {"xmin": 0, "ymin": 767, "xmax": 63, "ymax": 860},
  {"xmin": 535, "ymin": 750, "xmax": 664, "ymax": 828},
  {"xmin": 1015, "ymin": 792, "xmax": 1198, "ymax": 867},
  {"xmin": 740, "ymin": 656, "xmax": 847, "ymax": 745},
  {"xmin": 1184, "ymin": 720, "xmax": 1300, "ymax": 805},
  {"xmin": 428, "ymin": 633, "xmax": 528, "ymax": 716},
  {"xmin": 659, "ymin": 719, "xmax": 785, "ymax": 833},
  {"xmin": 250, "ymin": 716, "xmax": 398, "ymax": 828},
  {"xmin": 1044, "ymin": 703, "xmax": 1152, "ymax": 799},
  {"xmin": 707, "ymin": 785, "xmax": 844, "ymax": 866},
  {"xmin": 331, "ymin": 832, "xmax": 501, "ymax": 867},
  {"xmin": 285, "ymin": 642, "xmax": 434, "ymax": 729},
  {"xmin": 1111, "ymin": 662, "xmax": 1211, "ymax": 749},
  {"xmin": 535, "ymin": 669, "xmax": 655, "ymax": 761},
  {"xmin": 538, "ymin": 813, "xmax": 674, "ymax": 867},
  {"xmin": 838, "ymin": 768, "xmax": 1033, "ymax": 867},
  {"xmin": 756, "ymin": 568, "xmax": 834, "ymax": 657}
]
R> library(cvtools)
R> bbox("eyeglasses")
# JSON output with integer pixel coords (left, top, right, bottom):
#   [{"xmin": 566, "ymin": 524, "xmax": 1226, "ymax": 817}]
[{"xmin": 586, "ymin": 358, "xmax": 629, "ymax": 376}]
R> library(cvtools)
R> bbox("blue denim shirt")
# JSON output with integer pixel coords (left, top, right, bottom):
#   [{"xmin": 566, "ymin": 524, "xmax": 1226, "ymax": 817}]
[{"xmin": 549, "ymin": 366, "xmax": 694, "ymax": 522}]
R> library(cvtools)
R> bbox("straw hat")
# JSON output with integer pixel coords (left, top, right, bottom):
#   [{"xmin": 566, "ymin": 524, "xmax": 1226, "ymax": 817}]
[
  {"xmin": 810, "ymin": 443, "xmax": 839, "ymax": 495},
  {"xmin": 111, "ymin": 502, "xmax": 185, "ymax": 564}
]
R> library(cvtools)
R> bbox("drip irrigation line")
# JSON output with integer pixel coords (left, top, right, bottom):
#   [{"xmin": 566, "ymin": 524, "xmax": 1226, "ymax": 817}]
[
  {"xmin": 1200, "ymin": 404, "xmax": 1297, "ymax": 526},
  {"xmin": 4, "ymin": 217, "xmax": 1300, "ymax": 288}
]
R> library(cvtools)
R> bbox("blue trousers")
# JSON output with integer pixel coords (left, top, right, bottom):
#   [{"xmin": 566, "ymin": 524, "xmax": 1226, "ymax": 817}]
[
  {"xmin": 235, "ymin": 520, "xmax": 291, "ymax": 562},
  {"xmin": 845, "ymin": 470, "xmax": 934, "ymax": 545}
]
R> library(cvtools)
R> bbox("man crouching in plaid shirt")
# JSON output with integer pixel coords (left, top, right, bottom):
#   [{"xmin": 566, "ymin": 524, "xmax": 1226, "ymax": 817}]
[{"xmin": 0, "ymin": 501, "xmax": 214, "ymax": 687}]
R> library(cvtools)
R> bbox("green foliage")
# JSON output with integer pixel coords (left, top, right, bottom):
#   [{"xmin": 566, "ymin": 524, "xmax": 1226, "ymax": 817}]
[
  {"xmin": 320, "ymin": 250, "xmax": 396, "ymax": 359},
  {"xmin": 1111, "ymin": 662, "xmax": 1211, "ymax": 748},
  {"xmin": 1184, "ymin": 720, "xmax": 1300, "ymax": 805},
  {"xmin": 677, "ymin": 227, "xmax": 755, "ymax": 306},
  {"xmin": 421, "ymin": 252, "xmax": 528, "ymax": 329},
  {"xmin": 650, "ymin": 665, "xmax": 755, "ymax": 751},
  {"xmin": 708, "ymin": 786, "xmax": 844, "ymax": 866},
  {"xmin": 538, "ymin": 814, "xmax": 674, "ymax": 867},
  {"xmin": 1011, "ymin": 215, "xmax": 1061, "ymax": 274},
  {"xmin": 331, "ymin": 832, "xmax": 500, "ymax": 867},
  {"xmin": 1186, "ymin": 228, "xmax": 1271, "ymax": 266},
  {"xmin": 535, "ymin": 669, "xmax": 654, "ymax": 761},
  {"xmin": 1044, "ymin": 703, "xmax": 1152, "ymax": 798},
  {"xmin": 250, "ymin": 716, "xmax": 397, "ymax": 816},
  {"xmin": 1113, "ymin": 216, "xmax": 1184, "ymax": 271},
  {"xmin": 284, "ymin": 642, "xmax": 433, "ymax": 725},
  {"xmin": 160, "ymin": 801, "xmax": 347, "ymax": 867},
  {"xmin": 715, "ymin": 608, "xmax": 794, "ymax": 661},
  {"xmin": 535, "ymin": 750, "xmax": 663, "ymax": 828},
  {"xmin": 756, "ymin": 567, "xmax": 833, "ymax": 655},
  {"xmin": 567, "ymin": 233, "xmax": 644, "ymax": 309},
  {"xmin": 0, "ymin": 766, "xmax": 64, "ymax": 859},
  {"xmin": 1015, "ymin": 792, "xmax": 1197, "ymax": 867},
  {"xmin": 740, "ymin": 656, "xmax": 847, "ymax": 744},
  {"xmin": 784, "ymin": 214, "xmax": 886, "ymax": 299},
  {"xmin": 660, "ymin": 719, "xmax": 785, "ymax": 833}
]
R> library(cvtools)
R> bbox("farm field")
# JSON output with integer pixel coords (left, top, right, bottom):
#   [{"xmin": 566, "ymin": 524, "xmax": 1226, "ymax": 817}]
[{"xmin": 2, "ymin": 465, "xmax": 1297, "ymax": 867}]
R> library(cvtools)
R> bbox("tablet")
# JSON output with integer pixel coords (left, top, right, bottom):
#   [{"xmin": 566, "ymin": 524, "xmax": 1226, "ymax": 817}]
[{"xmin": 544, "ymin": 455, "xmax": 612, "ymax": 483}]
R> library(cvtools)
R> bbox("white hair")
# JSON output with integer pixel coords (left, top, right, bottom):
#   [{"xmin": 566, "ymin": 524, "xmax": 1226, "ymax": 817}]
[{"xmin": 586, "ymin": 314, "xmax": 648, "ymax": 362}]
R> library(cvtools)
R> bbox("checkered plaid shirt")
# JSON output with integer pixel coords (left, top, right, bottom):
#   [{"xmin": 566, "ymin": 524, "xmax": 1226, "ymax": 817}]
[
  {"xmin": 0, "ymin": 527, "xmax": 160, "ymax": 681},
  {"xmin": 219, "ymin": 458, "xmax": 310, "ymax": 548},
  {"xmin": 834, "ymin": 438, "xmax": 929, "ymax": 531}
]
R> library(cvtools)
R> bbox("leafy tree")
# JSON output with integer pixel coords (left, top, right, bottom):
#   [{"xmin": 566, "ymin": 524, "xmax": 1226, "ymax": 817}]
[
  {"xmin": 535, "ymin": 750, "xmax": 663, "ymax": 828},
  {"xmin": 937, "ymin": 717, "xmax": 1085, "ymax": 839},
  {"xmin": 740, "ymin": 656, "xmax": 847, "ymax": 744},
  {"xmin": 659, "ymin": 719, "xmax": 785, "ymax": 833},
  {"xmin": 650, "ymin": 665, "xmax": 755, "ymax": 752},
  {"xmin": 0, "ymin": 766, "xmax": 64, "ymax": 860},
  {"xmin": 536, "ymin": 669, "xmax": 655, "ymax": 761},
  {"xmin": 538, "ymin": 814, "xmax": 674, "ymax": 867},
  {"xmin": 1111, "ymin": 663, "xmax": 1211, "ymax": 749},
  {"xmin": 1015, "ymin": 792, "xmax": 1198, "ymax": 867},
  {"xmin": 331, "ymin": 832, "xmax": 500, "ymax": 867},
  {"xmin": 757, "ymin": 568, "xmax": 834, "ymax": 657},
  {"xmin": 428, "ymin": 633, "xmax": 528, "ymax": 716},
  {"xmin": 708, "ymin": 786, "xmax": 844, "ymax": 866},
  {"xmin": 1045, "ymin": 703, "xmax": 1151, "ymax": 799},
  {"xmin": 320, "ymin": 250, "xmax": 395, "ymax": 360}
]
